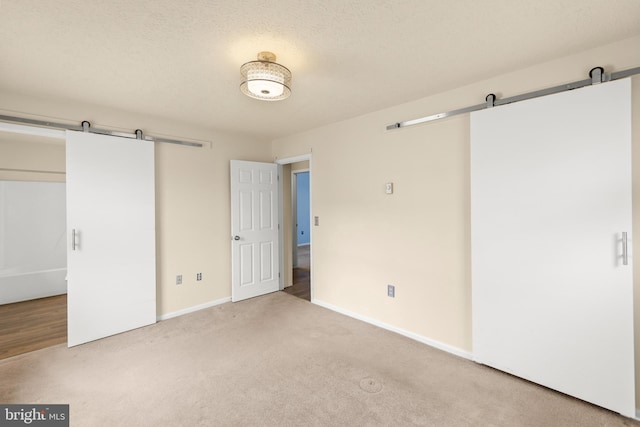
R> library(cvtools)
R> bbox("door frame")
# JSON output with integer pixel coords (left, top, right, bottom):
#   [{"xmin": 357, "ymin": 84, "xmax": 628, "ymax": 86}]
[{"xmin": 275, "ymin": 154, "xmax": 312, "ymax": 300}]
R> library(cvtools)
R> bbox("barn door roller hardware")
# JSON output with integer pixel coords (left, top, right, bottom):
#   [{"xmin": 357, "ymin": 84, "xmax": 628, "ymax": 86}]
[
  {"xmin": 0, "ymin": 115, "xmax": 204, "ymax": 148},
  {"xmin": 80, "ymin": 121, "xmax": 148, "ymax": 142},
  {"xmin": 386, "ymin": 66, "xmax": 640, "ymax": 131}
]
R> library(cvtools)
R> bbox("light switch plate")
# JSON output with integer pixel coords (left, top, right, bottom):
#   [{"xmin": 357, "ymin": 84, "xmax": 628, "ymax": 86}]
[{"xmin": 385, "ymin": 182, "xmax": 394, "ymax": 194}]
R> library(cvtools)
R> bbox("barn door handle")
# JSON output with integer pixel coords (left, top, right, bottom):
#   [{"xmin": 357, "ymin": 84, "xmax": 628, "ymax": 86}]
[
  {"xmin": 622, "ymin": 232, "xmax": 628, "ymax": 266},
  {"xmin": 72, "ymin": 229, "xmax": 77, "ymax": 251}
]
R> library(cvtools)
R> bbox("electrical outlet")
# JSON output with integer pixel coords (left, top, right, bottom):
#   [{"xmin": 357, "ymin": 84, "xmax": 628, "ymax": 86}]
[
  {"xmin": 387, "ymin": 284, "xmax": 395, "ymax": 298},
  {"xmin": 176, "ymin": 275, "xmax": 182, "ymax": 285},
  {"xmin": 196, "ymin": 273, "xmax": 202, "ymax": 281}
]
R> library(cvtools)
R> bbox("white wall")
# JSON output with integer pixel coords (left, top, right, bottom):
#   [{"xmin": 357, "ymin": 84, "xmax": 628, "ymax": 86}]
[{"xmin": 0, "ymin": 180, "xmax": 67, "ymax": 304}]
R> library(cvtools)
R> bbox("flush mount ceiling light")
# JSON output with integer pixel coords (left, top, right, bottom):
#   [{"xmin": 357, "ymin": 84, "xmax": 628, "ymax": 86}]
[{"xmin": 240, "ymin": 51, "xmax": 292, "ymax": 101}]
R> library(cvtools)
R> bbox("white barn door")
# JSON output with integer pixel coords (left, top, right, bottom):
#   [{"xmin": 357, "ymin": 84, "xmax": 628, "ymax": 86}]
[
  {"xmin": 66, "ymin": 131, "xmax": 156, "ymax": 347},
  {"xmin": 230, "ymin": 160, "xmax": 279, "ymax": 302},
  {"xmin": 471, "ymin": 79, "xmax": 634, "ymax": 417}
]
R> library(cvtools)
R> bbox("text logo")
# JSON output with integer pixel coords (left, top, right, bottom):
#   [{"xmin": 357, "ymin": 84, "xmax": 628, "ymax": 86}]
[{"xmin": 0, "ymin": 405, "xmax": 68, "ymax": 426}]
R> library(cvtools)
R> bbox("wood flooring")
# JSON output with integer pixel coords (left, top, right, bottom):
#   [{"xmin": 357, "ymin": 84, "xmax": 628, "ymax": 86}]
[
  {"xmin": 0, "ymin": 294, "xmax": 67, "ymax": 360},
  {"xmin": 283, "ymin": 245, "xmax": 311, "ymax": 301},
  {"xmin": 283, "ymin": 268, "xmax": 310, "ymax": 301}
]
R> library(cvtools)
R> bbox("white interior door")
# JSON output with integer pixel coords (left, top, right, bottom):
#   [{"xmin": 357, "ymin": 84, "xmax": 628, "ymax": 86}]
[
  {"xmin": 66, "ymin": 131, "xmax": 156, "ymax": 347},
  {"xmin": 230, "ymin": 160, "xmax": 279, "ymax": 302},
  {"xmin": 471, "ymin": 79, "xmax": 634, "ymax": 417}
]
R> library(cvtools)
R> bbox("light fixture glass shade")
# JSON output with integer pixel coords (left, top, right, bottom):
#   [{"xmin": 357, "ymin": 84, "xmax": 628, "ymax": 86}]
[{"xmin": 240, "ymin": 52, "xmax": 291, "ymax": 101}]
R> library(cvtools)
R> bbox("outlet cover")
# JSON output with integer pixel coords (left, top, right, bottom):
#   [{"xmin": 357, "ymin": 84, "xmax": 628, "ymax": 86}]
[{"xmin": 196, "ymin": 273, "xmax": 202, "ymax": 281}]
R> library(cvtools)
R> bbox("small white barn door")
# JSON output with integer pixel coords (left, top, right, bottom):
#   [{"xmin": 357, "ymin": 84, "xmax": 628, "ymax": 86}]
[
  {"xmin": 66, "ymin": 131, "xmax": 156, "ymax": 347},
  {"xmin": 230, "ymin": 160, "xmax": 279, "ymax": 302},
  {"xmin": 471, "ymin": 79, "xmax": 634, "ymax": 417}
]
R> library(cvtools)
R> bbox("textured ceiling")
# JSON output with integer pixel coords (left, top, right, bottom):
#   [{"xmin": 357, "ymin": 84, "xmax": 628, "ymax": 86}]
[{"xmin": 1, "ymin": 0, "xmax": 639, "ymax": 140}]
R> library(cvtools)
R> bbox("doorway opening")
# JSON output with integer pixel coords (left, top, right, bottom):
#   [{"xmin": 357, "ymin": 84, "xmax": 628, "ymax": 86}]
[
  {"xmin": 0, "ymin": 139, "xmax": 68, "ymax": 359},
  {"xmin": 276, "ymin": 156, "xmax": 312, "ymax": 302}
]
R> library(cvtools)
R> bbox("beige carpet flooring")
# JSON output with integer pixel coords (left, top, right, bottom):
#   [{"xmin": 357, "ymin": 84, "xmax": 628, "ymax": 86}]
[{"xmin": 0, "ymin": 292, "xmax": 637, "ymax": 426}]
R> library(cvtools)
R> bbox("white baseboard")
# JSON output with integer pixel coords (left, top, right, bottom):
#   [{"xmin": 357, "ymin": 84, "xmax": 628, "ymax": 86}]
[
  {"xmin": 635, "ymin": 408, "xmax": 640, "ymax": 421},
  {"xmin": 157, "ymin": 297, "xmax": 231, "ymax": 321},
  {"xmin": 312, "ymin": 298, "xmax": 472, "ymax": 360}
]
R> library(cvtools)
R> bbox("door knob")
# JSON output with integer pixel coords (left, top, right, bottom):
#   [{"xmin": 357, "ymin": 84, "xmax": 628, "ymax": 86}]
[{"xmin": 234, "ymin": 235, "xmax": 240, "ymax": 241}]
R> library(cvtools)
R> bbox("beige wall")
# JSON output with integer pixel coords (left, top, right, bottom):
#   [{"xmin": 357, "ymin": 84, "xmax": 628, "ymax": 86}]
[
  {"xmin": 272, "ymin": 35, "xmax": 640, "ymax": 397},
  {"xmin": 291, "ymin": 161, "xmax": 309, "ymax": 172},
  {"xmin": 274, "ymin": 111, "xmax": 472, "ymax": 350},
  {"xmin": 0, "ymin": 92, "xmax": 271, "ymax": 317},
  {"xmin": 154, "ymin": 135, "xmax": 270, "ymax": 315}
]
